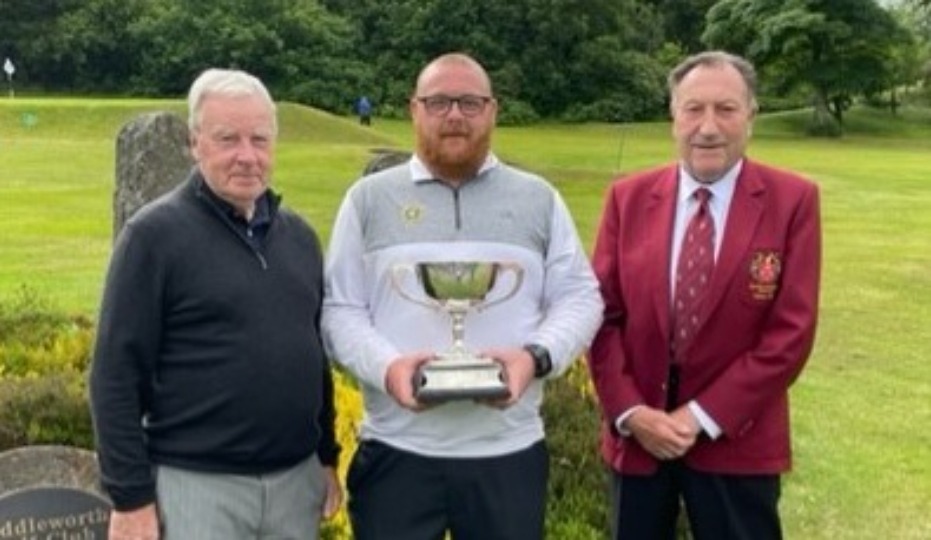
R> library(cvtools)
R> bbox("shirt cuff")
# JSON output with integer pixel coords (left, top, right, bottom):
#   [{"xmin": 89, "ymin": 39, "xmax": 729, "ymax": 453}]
[
  {"xmin": 687, "ymin": 400, "xmax": 722, "ymax": 440},
  {"xmin": 614, "ymin": 405, "xmax": 644, "ymax": 437}
]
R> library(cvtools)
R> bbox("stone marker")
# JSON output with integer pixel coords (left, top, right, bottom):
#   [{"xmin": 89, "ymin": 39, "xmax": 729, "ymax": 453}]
[
  {"xmin": 363, "ymin": 148, "xmax": 410, "ymax": 176},
  {"xmin": 113, "ymin": 111, "xmax": 193, "ymax": 239},
  {"xmin": 0, "ymin": 487, "xmax": 109, "ymax": 539},
  {"xmin": 0, "ymin": 446, "xmax": 103, "ymax": 496},
  {"xmin": 0, "ymin": 446, "xmax": 110, "ymax": 538}
]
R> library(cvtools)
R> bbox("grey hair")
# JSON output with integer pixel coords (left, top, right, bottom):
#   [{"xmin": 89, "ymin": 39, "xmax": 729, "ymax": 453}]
[
  {"xmin": 187, "ymin": 68, "xmax": 277, "ymax": 134},
  {"xmin": 668, "ymin": 51, "xmax": 758, "ymax": 112}
]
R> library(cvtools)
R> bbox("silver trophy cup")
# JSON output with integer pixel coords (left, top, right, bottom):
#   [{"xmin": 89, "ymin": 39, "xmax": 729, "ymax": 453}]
[{"xmin": 392, "ymin": 261, "xmax": 524, "ymax": 402}]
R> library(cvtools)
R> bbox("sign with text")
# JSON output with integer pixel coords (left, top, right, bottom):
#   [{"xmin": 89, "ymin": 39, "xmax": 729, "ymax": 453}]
[{"xmin": 0, "ymin": 487, "xmax": 109, "ymax": 540}]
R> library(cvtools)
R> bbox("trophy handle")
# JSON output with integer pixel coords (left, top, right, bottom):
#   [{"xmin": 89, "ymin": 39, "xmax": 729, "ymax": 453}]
[
  {"xmin": 391, "ymin": 264, "xmax": 442, "ymax": 310},
  {"xmin": 477, "ymin": 262, "xmax": 524, "ymax": 311}
]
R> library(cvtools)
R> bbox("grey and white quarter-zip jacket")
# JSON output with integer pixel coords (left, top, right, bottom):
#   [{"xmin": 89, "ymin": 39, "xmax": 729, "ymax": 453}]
[{"xmin": 322, "ymin": 154, "xmax": 603, "ymax": 458}]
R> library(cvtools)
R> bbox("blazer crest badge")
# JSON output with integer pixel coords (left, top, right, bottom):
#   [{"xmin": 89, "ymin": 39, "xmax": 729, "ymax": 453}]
[{"xmin": 749, "ymin": 250, "xmax": 781, "ymax": 301}]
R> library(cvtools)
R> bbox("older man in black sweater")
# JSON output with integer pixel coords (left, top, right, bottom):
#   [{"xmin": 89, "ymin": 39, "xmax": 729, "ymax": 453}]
[{"xmin": 90, "ymin": 68, "xmax": 341, "ymax": 540}]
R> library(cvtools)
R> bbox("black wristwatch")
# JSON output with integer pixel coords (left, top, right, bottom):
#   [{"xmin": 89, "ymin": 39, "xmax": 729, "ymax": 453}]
[{"xmin": 524, "ymin": 344, "xmax": 553, "ymax": 378}]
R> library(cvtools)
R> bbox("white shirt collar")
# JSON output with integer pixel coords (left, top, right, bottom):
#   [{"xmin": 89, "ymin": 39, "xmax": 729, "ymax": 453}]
[
  {"xmin": 677, "ymin": 159, "xmax": 743, "ymax": 205},
  {"xmin": 409, "ymin": 153, "xmax": 500, "ymax": 184}
]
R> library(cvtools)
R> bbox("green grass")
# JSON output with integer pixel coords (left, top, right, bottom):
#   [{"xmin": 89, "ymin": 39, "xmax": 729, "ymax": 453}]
[{"xmin": 2, "ymin": 99, "xmax": 930, "ymax": 539}]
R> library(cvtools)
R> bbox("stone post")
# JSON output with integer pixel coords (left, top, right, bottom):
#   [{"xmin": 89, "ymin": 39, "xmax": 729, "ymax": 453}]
[{"xmin": 113, "ymin": 111, "xmax": 193, "ymax": 239}]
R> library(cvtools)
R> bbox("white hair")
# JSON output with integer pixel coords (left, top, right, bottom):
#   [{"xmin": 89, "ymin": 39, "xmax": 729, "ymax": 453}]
[{"xmin": 187, "ymin": 68, "xmax": 277, "ymax": 134}]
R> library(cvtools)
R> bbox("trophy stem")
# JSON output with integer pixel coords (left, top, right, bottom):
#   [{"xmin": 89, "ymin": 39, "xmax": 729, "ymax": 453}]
[{"xmin": 449, "ymin": 308, "xmax": 468, "ymax": 356}]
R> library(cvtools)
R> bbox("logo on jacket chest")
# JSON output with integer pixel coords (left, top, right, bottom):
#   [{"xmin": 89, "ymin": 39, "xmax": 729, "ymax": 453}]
[
  {"xmin": 401, "ymin": 202, "xmax": 425, "ymax": 225},
  {"xmin": 748, "ymin": 250, "xmax": 781, "ymax": 301}
]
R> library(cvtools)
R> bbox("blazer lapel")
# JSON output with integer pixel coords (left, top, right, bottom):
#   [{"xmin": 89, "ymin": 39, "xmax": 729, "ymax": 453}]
[
  {"xmin": 647, "ymin": 167, "xmax": 679, "ymax": 342},
  {"xmin": 702, "ymin": 161, "xmax": 766, "ymax": 322}
]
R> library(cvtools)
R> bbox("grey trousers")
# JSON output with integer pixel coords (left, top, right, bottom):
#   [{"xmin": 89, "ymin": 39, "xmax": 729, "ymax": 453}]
[{"xmin": 156, "ymin": 454, "xmax": 327, "ymax": 539}]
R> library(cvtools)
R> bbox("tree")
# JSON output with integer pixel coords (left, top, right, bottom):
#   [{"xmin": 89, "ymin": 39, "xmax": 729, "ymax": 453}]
[
  {"xmin": 641, "ymin": 0, "xmax": 719, "ymax": 53},
  {"xmin": 323, "ymin": 0, "xmax": 669, "ymax": 121},
  {"xmin": 2, "ymin": 0, "xmax": 692, "ymax": 121},
  {"xmin": 902, "ymin": 0, "xmax": 931, "ymax": 46},
  {"xmin": 0, "ymin": 0, "xmax": 86, "ymax": 88},
  {"xmin": 703, "ymin": 0, "xmax": 907, "ymax": 132},
  {"xmin": 126, "ymin": 0, "xmax": 361, "ymax": 112},
  {"xmin": 52, "ymin": 0, "xmax": 147, "ymax": 91}
]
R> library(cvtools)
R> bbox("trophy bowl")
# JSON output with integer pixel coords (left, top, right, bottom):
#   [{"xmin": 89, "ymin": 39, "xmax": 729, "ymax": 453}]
[{"xmin": 393, "ymin": 261, "xmax": 524, "ymax": 403}]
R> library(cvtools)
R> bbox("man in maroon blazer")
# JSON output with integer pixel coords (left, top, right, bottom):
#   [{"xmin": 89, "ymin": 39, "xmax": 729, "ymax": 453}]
[{"xmin": 588, "ymin": 51, "xmax": 821, "ymax": 539}]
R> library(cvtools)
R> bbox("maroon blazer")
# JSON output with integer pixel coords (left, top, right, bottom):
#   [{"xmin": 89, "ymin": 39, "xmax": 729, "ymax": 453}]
[{"xmin": 588, "ymin": 159, "xmax": 821, "ymax": 475}]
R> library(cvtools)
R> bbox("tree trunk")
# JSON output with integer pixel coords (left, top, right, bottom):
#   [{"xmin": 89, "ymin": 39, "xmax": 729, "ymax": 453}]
[
  {"xmin": 809, "ymin": 91, "xmax": 840, "ymax": 136},
  {"xmin": 830, "ymin": 97, "xmax": 845, "ymax": 125}
]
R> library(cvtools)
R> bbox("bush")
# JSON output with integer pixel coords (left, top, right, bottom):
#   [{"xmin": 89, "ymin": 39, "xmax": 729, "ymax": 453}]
[
  {"xmin": 0, "ymin": 291, "xmax": 631, "ymax": 538},
  {"xmin": 543, "ymin": 362, "xmax": 610, "ymax": 537},
  {"xmin": 807, "ymin": 114, "xmax": 843, "ymax": 137},
  {"xmin": 322, "ymin": 369, "xmax": 363, "ymax": 539},
  {"xmin": 497, "ymin": 98, "xmax": 541, "ymax": 126},
  {"xmin": 0, "ymin": 286, "xmax": 87, "ymax": 352},
  {"xmin": 0, "ymin": 288, "xmax": 96, "ymax": 451},
  {"xmin": 561, "ymin": 91, "xmax": 666, "ymax": 123},
  {"xmin": 328, "ymin": 361, "xmax": 618, "ymax": 539},
  {"xmin": 0, "ymin": 290, "xmax": 359, "ymax": 537},
  {"xmin": 327, "ymin": 361, "xmax": 617, "ymax": 538},
  {"xmin": 544, "ymin": 362, "xmax": 692, "ymax": 539},
  {"xmin": 757, "ymin": 94, "xmax": 810, "ymax": 114},
  {"xmin": 0, "ymin": 374, "xmax": 94, "ymax": 450}
]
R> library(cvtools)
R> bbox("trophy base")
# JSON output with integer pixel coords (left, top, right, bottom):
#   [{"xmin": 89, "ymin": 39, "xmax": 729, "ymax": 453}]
[{"xmin": 414, "ymin": 354, "xmax": 510, "ymax": 403}]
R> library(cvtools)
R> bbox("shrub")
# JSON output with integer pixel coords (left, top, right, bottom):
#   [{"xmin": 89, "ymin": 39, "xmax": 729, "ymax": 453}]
[
  {"xmin": 543, "ymin": 361, "xmax": 610, "ymax": 537},
  {"xmin": 806, "ymin": 105, "xmax": 843, "ymax": 137},
  {"xmin": 497, "ymin": 98, "xmax": 541, "ymax": 125},
  {"xmin": 561, "ymin": 92, "xmax": 665, "ymax": 123},
  {"xmin": 757, "ymin": 94, "xmax": 809, "ymax": 114},
  {"xmin": 325, "ymin": 361, "xmax": 616, "ymax": 539},
  {"xmin": 0, "ymin": 317, "xmax": 93, "ymax": 378},
  {"xmin": 0, "ymin": 291, "xmax": 360, "ymax": 538},
  {"xmin": 0, "ymin": 291, "xmax": 631, "ymax": 538},
  {"xmin": 0, "ymin": 374, "xmax": 94, "ymax": 450},
  {"xmin": 322, "ymin": 369, "xmax": 363, "ymax": 539},
  {"xmin": 544, "ymin": 362, "xmax": 692, "ymax": 539},
  {"xmin": 0, "ymin": 288, "xmax": 97, "ymax": 451},
  {"xmin": 0, "ymin": 286, "xmax": 87, "ymax": 352}
]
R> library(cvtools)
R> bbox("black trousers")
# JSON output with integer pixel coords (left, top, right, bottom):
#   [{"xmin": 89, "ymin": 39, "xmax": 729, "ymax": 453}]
[
  {"xmin": 611, "ymin": 461, "xmax": 782, "ymax": 540},
  {"xmin": 347, "ymin": 439, "xmax": 549, "ymax": 540}
]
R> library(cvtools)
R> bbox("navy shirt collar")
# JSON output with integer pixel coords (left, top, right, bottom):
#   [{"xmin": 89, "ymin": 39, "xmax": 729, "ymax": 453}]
[{"xmin": 194, "ymin": 174, "xmax": 277, "ymax": 248}]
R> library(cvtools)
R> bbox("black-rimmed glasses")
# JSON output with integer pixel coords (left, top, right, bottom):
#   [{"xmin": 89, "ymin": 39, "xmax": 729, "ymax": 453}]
[{"xmin": 416, "ymin": 95, "xmax": 492, "ymax": 117}]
